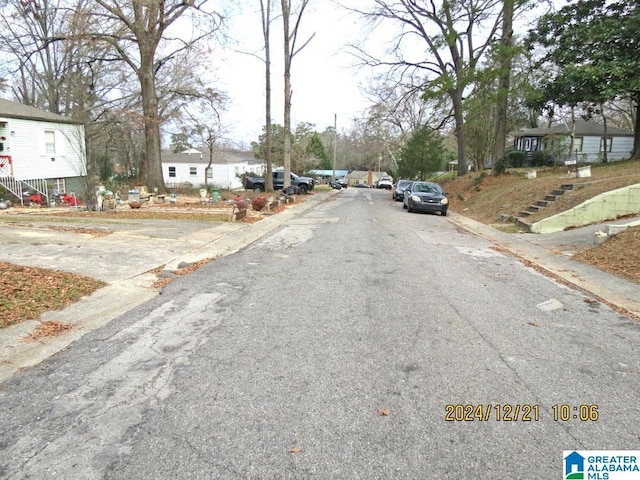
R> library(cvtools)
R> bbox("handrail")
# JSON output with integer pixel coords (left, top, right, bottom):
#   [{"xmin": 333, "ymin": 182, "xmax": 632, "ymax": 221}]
[{"xmin": 0, "ymin": 175, "xmax": 48, "ymax": 206}]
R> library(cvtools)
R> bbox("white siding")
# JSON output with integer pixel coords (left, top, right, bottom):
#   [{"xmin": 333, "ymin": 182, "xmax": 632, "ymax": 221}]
[
  {"xmin": 4, "ymin": 118, "xmax": 85, "ymax": 180},
  {"xmin": 163, "ymin": 161, "xmax": 245, "ymax": 189},
  {"xmin": 579, "ymin": 136, "xmax": 633, "ymax": 162}
]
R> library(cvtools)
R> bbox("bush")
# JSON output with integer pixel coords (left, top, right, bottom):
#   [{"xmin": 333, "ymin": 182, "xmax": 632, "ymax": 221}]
[
  {"xmin": 251, "ymin": 196, "xmax": 267, "ymax": 211},
  {"xmin": 493, "ymin": 157, "xmax": 510, "ymax": 176},
  {"xmin": 531, "ymin": 151, "xmax": 550, "ymax": 167},
  {"xmin": 506, "ymin": 151, "xmax": 525, "ymax": 168},
  {"xmin": 472, "ymin": 171, "xmax": 487, "ymax": 186}
]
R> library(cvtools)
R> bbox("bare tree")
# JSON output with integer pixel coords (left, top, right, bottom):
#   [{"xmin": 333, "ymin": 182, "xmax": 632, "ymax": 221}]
[
  {"xmin": 177, "ymin": 87, "xmax": 228, "ymax": 188},
  {"xmin": 89, "ymin": 1, "xmax": 222, "ymax": 192},
  {"xmin": 353, "ymin": 0, "xmax": 503, "ymax": 176},
  {"xmin": 280, "ymin": 0, "xmax": 314, "ymax": 189},
  {"xmin": 259, "ymin": 0, "xmax": 276, "ymax": 191}
]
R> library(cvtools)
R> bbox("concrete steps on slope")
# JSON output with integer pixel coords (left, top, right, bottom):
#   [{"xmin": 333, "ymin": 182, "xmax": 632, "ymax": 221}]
[{"xmin": 516, "ymin": 183, "xmax": 586, "ymax": 230}]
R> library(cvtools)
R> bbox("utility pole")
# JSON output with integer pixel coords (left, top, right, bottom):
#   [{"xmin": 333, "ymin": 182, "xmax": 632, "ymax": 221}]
[{"xmin": 332, "ymin": 113, "xmax": 337, "ymax": 180}]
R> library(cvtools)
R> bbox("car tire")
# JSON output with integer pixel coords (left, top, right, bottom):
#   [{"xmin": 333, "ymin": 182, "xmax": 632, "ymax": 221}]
[
  {"xmin": 441, "ymin": 209, "xmax": 448, "ymax": 216},
  {"xmin": 403, "ymin": 202, "xmax": 407, "ymax": 210},
  {"xmin": 407, "ymin": 203, "xmax": 413, "ymax": 213},
  {"xmin": 253, "ymin": 186, "xmax": 264, "ymax": 193},
  {"xmin": 299, "ymin": 185, "xmax": 308, "ymax": 195}
]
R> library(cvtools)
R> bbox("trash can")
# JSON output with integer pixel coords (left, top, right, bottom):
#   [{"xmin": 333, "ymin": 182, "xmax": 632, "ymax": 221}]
[
  {"xmin": 128, "ymin": 189, "xmax": 140, "ymax": 203},
  {"xmin": 212, "ymin": 190, "xmax": 219, "ymax": 202}
]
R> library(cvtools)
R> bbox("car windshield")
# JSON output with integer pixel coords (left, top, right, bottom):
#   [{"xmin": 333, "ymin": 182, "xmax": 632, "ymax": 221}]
[
  {"xmin": 397, "ymin": 180, "xmax": 411, "ymax": 188},
  {"xmin": 412, "ymin": 183, "xmax": 443, "ymax": 194}
]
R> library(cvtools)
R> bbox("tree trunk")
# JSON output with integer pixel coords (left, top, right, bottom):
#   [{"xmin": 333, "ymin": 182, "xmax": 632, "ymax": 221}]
[
  {"xmin": 261, "ymin": 0, "xmax": 274, "ymax": 192},
  {"xmin": 452, "ymin": 91, "xmax": 467, "ymax": 176},
  {"xmin": 494, "ymin": 0, "xmax": 514, "ymax": 165},
  {"xmin": 282, "ymin": 0, "xmax": 292, "ymax": 190},
  {"xmin": 139, "ymin": 58, "xmax": 165, "ymax": 193},
  {"xmin": 633, "ymin": 93, "xmax": 640, "ymax": 159},
  {"xmin": 602, "ymin": 106, "xmax": 608, "ymax": 163}
]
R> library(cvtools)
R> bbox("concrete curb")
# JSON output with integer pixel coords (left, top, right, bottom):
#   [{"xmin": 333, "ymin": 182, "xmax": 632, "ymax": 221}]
[
  {"xmin": 448, "ymin": 212, "xmax": 640, "ymax": 320},
  {"xmin": 0, "ymin": 190, "xmax": 339, "ymax": 382}
]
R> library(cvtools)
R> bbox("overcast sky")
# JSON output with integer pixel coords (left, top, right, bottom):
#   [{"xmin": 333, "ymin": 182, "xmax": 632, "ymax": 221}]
[
  {"xmin": 213, "ymin": 0, "xmax": 549, "ymax": 149},
  {"xmin": 216, "ymin": 1, "xmax": 377, "ymax": 148}
]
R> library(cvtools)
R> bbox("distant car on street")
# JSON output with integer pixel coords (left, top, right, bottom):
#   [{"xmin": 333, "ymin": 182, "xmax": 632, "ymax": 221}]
[
  {"xmin": 377, "ymin": 177, "xmax": 393, "ymax": 190},
  {"xmin": 403, "ymin": 181, "xmax": 449, "ymax": 216},
  {"xmin": 392, "ymin": 179, "xmax": 412, "ymax": 201}
]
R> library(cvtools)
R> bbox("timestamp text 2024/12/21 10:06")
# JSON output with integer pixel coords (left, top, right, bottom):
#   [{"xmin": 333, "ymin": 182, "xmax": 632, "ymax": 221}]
[{"xmin": 444, "ymin": 404, "xmax": 600, "ymax": 422}]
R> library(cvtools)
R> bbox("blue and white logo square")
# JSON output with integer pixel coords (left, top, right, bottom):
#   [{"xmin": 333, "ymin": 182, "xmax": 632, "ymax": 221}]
[{"xmin": 564, "ymin": 451, "xmax": 640, "ymax": 479}]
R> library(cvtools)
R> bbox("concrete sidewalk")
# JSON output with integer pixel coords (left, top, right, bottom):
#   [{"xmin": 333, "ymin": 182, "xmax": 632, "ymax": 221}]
[
  {"xmin": 0, "ymin": 191, "xmax": 337, "ymax": 380},
  {"xmin": 1, "ymin": 191, "xmax": 639, "ymax": 381},
  {"xmin": 449, "ymin": 213, "xmax": 640, "ymax": 320}
]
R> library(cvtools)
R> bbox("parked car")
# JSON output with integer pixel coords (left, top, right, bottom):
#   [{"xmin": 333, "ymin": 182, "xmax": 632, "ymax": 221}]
[
  {"xmin": 403, "ymin": 181, "xmax": 449, "ymax": 215},
  {"xmin": 354, "ymin": 182, "xmax": 370, "ymax": 188},
  {"xmin": 243, "ymin": 171, "xmax": 314, "ymax": 194},
  {"xmin": 392, "ymin": 179, "xmax": 412, "ymax": 201},
  {"xmin": 337, "ymin": 178, "xmax": 348, "ymax": 188},
  {"xmin": 377, "ymin": 176, "xmax": 393, "ymax": 190}
]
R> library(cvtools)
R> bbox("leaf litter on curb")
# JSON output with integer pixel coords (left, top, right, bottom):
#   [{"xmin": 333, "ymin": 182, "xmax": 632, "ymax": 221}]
[{"xmin": 22, "ymin": 321, "xmax": 75, "ymax": 342}]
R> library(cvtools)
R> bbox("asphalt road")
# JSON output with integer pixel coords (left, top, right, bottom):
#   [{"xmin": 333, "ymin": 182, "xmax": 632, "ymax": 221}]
[{"xmin": 1, "ymin": 188, "xmax": 639, "ymax": 479}]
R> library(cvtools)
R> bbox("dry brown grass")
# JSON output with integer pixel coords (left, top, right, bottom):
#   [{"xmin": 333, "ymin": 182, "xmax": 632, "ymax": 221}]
[
  {"xmin": 0, "ymin": 192, "xmax": 306, "ymax": 331},
  {"xmin": 441, "ymin": 159, "xmax": 640, "ymax": 283},
  {"xmin": 0, "ymin": 262, "xmax": 106, "ymax": 329},
  {"xmin": 442, "ymin": 159, "xmax": 640, "ymax": 225}
]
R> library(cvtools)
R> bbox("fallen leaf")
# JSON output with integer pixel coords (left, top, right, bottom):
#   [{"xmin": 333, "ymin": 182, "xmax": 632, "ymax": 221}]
[
  {"xmin": 288, "ymin": 447, "xmax": 302, "ymax": 454},
  {"xmin": 528, "ymin": 321, "xmax": 540, "ymax": 327},
  {"xmin": 22, "ymin": 321, "xmax": 74, "ymax": 342},
  {"xmin": 378, "ymin": 408, "xmax": 391, "ymax": 416}
]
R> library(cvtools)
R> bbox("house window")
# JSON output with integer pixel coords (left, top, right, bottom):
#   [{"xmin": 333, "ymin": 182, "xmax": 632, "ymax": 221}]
[
  {"xmin": 45, "ymin": 130, "xmax": 56, "ymax": 154},
  {"xmin": 53, "ymin": 178, "xmax": 66, "ymax": 193},
  {"xmin": 189, "ymin": 166, "xmax": 197, "ymax": 176},
  {"xmin": 571, "ymin": 137, "xmax": 583, "ymax": 152},
  {"xmin": 600, "ymin": 137, "xmax": 612, "ymax": 152},
  {"xmin": 206, "ymin": 167, "xmax": 212, "ymax": 179},
  {"xmin": 168, "ymin": 166, "xmax": 176, "ymax": 178}
]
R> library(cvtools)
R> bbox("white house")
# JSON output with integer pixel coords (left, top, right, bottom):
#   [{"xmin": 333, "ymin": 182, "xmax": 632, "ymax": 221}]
[
  {"xmin": 0, "ymin": 98, "xmax": 86, "ymax": 204},
  {"xmin": 161, "ymin": 148, "xmax": 264, "ymax": 190},
  {"xmin": 513, "ymin": 120, "xmax": 634, "ymax": 163}
]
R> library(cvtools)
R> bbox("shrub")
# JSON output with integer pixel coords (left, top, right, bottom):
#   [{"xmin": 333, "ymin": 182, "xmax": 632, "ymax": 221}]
[
  {"xmin": 472, "ymin": 171, "xmax": 487, "ymax": 186},
  {"xmin": 506, "ymin": 150, "xmax": 525, "ymax": 168},
  {"xmin": 531, "ymin": 151, "xmax": 550, "ymax": 167},
  {"xmin": 493, "ymin": 157, "xmax": 510, "ymax": 176},
  {"xmin": 251, "ymin": 196, "xmax": 268, "ymax": 211}
]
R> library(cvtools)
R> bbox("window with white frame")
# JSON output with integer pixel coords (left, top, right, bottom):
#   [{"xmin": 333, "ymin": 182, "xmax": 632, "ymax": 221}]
[
  {"xmin": 53, "ymin": 178, "xmax": 66, "ymax": 193},
  {"xmin": 169, "ymin": 166, "xmax": 176, "ymax": 178},
  {"xmin": 206, "ymin": 167, "xmax": 212, "ymax": 179},
  {"xmin": 45, "ymin": 130, "xmax": 56, "ymax": 154},
  {"xmin": 600, "ymin": 137, "xmax": 612, "ymax": 152},
  {"xmin": 189, "ymin": 166, "xmax": 197, "ymax": 176}
]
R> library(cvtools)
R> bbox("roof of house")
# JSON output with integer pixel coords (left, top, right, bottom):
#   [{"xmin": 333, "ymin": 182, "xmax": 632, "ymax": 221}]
[
  {"xmin": 308, "ymin": 169, "xmax": 349, "ymax": 177},
  {"xmin": 161, "ymin": 148, "xmax": 262, "ymax": 165},
  {"xmin": 514, "ymin": 120, "xmax": 633, "ymax": 138},
  {"xmin": 346, "ymin": 170, "xmax": 390, "ymax": 180},
  {"xmin": 0, "ymin": 98, "xmax": 80, "ymax": 125}
]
